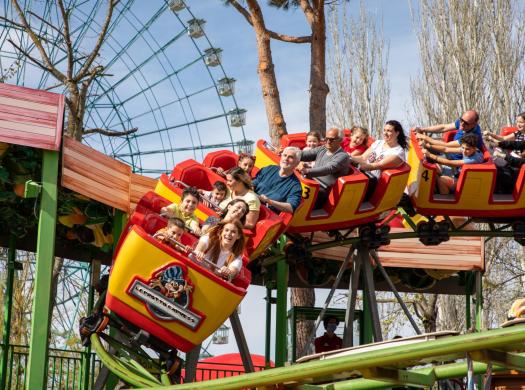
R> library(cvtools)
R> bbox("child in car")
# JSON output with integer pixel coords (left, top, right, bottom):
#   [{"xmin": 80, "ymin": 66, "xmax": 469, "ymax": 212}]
[
  {"xmin": 422, "ymin": 133, "xmax": 484, "ymax": 195},
  {"xmin": 153, "ymin": 217, "xmax": 192, "ymax": 253},
  {"xmin": 199, "ymin": 180, "xmax": 228, "ymax": 209},
  {"xmin": 342, "ymin": 126, "xmax": 369, "ymax": 157},
  {"xmin": 160, "ymin": 186, "xmax": 202, "ymax": 235}
]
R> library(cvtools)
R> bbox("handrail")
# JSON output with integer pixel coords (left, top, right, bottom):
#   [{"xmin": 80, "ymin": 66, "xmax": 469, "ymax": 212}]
[{"xmin": 153, "ymin": 234, "xmax": 234, "ymax": 282}]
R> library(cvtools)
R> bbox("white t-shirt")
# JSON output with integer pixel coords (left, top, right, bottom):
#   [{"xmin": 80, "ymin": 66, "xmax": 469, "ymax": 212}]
[
  {"xmin": 198, "ymin": 235, "xmax": 243, "ymax": 272},
  {"xmin": 366, "ymin": 140, "xmax": 406, "ymax": 178}
]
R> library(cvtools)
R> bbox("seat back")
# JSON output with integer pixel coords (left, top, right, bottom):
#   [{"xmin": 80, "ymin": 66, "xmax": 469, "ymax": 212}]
[
  {"xmin": 280, "ymin": 132, "xmax": 308, "ymax": 149},
  {"xmin": 203, "ymin": 150, "xmax": 238, "ymax": 172},
  {"xmin": 501, "ymin": 126, "xmax": 518, "ymax": 137},
  {"xmin": 171, "ymin": 159, "xmax": 225, "ymax": 191},
  {"xmin": 138, "ymin": 191, "xmax": 171, "ymax": 214},
  {"xmin": 443, "ymin": 130, "xmax": 458, "ymax": 143}
]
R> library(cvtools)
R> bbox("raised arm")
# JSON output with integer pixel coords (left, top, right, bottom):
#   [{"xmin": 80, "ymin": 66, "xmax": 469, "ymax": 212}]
[
  {"xmin": 422, "ymin": 149, "xmax": 466, "ymax": 168},
  {"xmin": 415, "ymin": 122, "xmax": 456, "ymax": 134}
]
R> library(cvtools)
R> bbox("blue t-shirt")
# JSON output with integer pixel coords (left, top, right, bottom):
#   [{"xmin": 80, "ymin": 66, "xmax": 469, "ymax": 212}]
[
  {"xmin": 253, "ymin": 165, "xmax": 302, "ymax": 212},
  {"xmin": 452, "ymin": 150, "xmax": 484, "ymax": 178},
  {"xmin": 448, "ymin": 119, "xmax": 484, "ymax": 160}
]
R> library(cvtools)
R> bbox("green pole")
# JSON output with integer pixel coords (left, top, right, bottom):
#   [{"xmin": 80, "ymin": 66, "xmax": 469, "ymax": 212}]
[
  {"xmin": 265, "ymin": 285, "xmax": 272, "ymax": 368},
  {"xmin": 275, "ymin": 256, "xmax": 288, "ymax": 367},
  {"xmin": 26, "ymin": 149, "xmax": 59, "ymax": 390},
  {"xmin": 1, "ymin": 236, "xmax": 17, "ymax": 390},
  {"xmin": 465, "ymin": 272, "xmax": 473, "ymax": 330},
  {"xmin": 361, "ymin": 274, "xmax": 373, "ymax": 344},
  {"xmin": 106, "ymin": 209, "xmax": 127, "ymax": 390},
  {"xmin": 291, "ymin": 308, "xmax": 297, "ymax": 362},
  {"xmin": 475, "ymin": 271, "xmax": 483, "ymax": 331},
  {"xmin": 81, "ymin": 263, "xmax": 96, "ymax": 390}
]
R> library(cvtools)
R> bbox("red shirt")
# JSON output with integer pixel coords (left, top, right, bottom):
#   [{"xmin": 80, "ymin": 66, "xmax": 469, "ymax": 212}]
[
  {"xmin": 341, "ymin": 137, "xmax": 367, "ymax": 155},
  {"xmin": 314, "ymin": 333, "xmax": 342, "ymax": 353}
]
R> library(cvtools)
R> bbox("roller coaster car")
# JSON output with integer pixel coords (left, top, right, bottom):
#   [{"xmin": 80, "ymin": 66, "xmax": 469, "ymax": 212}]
[
  {"xmin": 154, "ymin": 159, "xmax": 285, "ymax": 260},
  {"xmin": 255, "ymin": 138, "xmax": 411, "ymax": 233},
  {"xmin": 407, "ymin": 129, "xmax": 525, "ymax": 218},
  {"xmin": 105, "ymin": 205, "xmax": 251, "ymax": 353}
]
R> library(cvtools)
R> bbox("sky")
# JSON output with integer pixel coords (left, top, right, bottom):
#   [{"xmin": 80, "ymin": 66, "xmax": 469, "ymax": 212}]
[{"xmin": 184, "ymin": 0, "xmax": 422, "ymax": 359}]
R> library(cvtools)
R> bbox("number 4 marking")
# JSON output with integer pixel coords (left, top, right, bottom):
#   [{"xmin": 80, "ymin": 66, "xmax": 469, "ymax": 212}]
[{"xmin": 422, "ymin": 170, "xmax": 429, "ymax": 182}]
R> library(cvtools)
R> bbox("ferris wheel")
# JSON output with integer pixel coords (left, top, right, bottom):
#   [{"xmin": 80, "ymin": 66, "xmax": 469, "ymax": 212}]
[
  {"xmin": 0, "ymin": 0, "xmax": 249, "ymax": 348},
  {"xmin": 0, "ymin": 0, "xmax": 249, "ymax": 175}
]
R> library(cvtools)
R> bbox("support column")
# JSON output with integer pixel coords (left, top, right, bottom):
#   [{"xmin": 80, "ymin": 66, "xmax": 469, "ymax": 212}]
[
  {"xmin": 360, "ymin": 249, "xmax": 382, "ymax": 342},
  {"xmin": 106, "ymin": 209, "xmax": 127, "ymax": 390},
  {"xmin": 26, "ymin": 149, "xmax": 59, "ymax": 390},
  {"xmin": 465, "ymin": 272, "xmax": 473, "ymax": 330},
  {"xmin": 184, "ymin": 344, "xmax": 201, "ymax": 383},
  {"xmin": 81, "ymin": 262, "xmax": 98, "ymax": 390},
  {"xmin": 475, "ymin": 271, "xmax": 483, "ymax": 331},
  {"xmin": 1, "ymin": 236, "xmax": 16, "ymax": 390},
  {"xmin": 230, "ymin": 310, "xmax": 254, "ymax": 373},
  {"xmin": 343, "ymin": 254, "xmax": 360, "ymax": 347},
  {"xmin": 275, "ymin": 256, "xmax": 288, "ymax": 367},
  {"xmin": 264, "ymin": 285, "xmax": 272, "ymax": 368}
]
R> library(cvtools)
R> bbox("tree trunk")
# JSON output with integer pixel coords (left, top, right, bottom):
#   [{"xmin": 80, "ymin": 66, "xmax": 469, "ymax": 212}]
[
  {"xmin": 413, "ymin": 294, "xmax": 438, "ymax": 333},
  {"xmin": 290, "ymin": 287, "xmax": 315, "ymax": 358},
  {"xmin": 247, "ymin": 0, "xmax": 287, "ymax": 146},
  {"xmin": 309, "ymin": 2, "xmax": 328, "ymax": 135}
]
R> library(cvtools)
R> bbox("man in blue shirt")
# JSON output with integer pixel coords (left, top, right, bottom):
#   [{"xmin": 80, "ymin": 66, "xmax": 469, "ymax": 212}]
[
  {"xmin": 253, "ymin": 146, "xmax": 303, "ymax": 214},
  {"xmin": 415, "ymin": 109, "xmax": 484, "ymax": 160}
]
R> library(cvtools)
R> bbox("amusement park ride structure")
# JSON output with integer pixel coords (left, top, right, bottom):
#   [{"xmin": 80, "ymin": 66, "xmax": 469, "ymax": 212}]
[{"xmin": 2, "ymin": 81, "xmax": 525, "ymax": 389}]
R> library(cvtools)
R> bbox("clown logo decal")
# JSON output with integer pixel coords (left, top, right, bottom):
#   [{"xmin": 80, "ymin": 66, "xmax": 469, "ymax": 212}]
[{"xmin": 129, "ymin": 264, "xmax": 203, "ymax": 329}]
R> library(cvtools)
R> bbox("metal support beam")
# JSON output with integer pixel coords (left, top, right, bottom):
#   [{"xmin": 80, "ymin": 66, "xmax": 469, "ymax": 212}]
[
  {"xmin": 229, "ymin": 310, "xmax": 254, "ymax": 373},
  {"xmin": 471, "ymin": 349, "xmax": 525, "ymax": 372},
  {"xmin": 106, "ymin": 210, "xmax": 127, "ymax": 390},
  {"xmin": 275, "ymin": 256, "xmax": 288, "ymax": 367},
  {"xmin": 26, "ymin": 149, "xmax": 59, "ymax": 390},
  {"xmin": 343, "ymin": 253, "xmax": 361, "ymax": 347},
  {"xmin": 465, "ymin": 272, "xmax": 473, "ymax": 330},
  {"xmin": 308, "ymin": 246, "xmax": 354, "ymax": 350},
  {"xmin": 1, "ymin": 236, "xmax": 16, "ymax": 390},
  {"xmin": 184, "ymin": 344, "xmax": 201, "ymax": 383},
  {"xmin": 370, "ymin": 250, "xmax": 422, "ymax": 335},
  {"xmin": 81, "ymin": 261, "xmax": 98, "ymax": 390},
  {"xmin": 360, "ymin": 249, "xmax": 382, "ymax": 342},
  {"xmin": 265, "ymin": 285, "xmax": 272, "ymax": 368},
  {"xmin": 475, "ymin": 271, "xmax": 483, "ymax": 331}
]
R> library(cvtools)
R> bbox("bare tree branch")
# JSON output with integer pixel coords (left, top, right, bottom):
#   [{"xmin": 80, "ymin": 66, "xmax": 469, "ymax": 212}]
[
  {"xmin": 7, "ymin": 39, "xmax": 52, "ymax": 73},
  {"xmin": 27, "ymin": 11, "xmax": 64, "ymax": 38},
  {"xmin": 83, "ymin": 127, "xmax": 138, "ymax": 137},
  {"xmin": 229, "ymin": 0, "xmax": 311, "ymax": 43},
  {"xmin": 10, "ymin": 0, "xmax": 66, "ymax": 82},
  {"xmin": 76, "ymin": 0, "xmax": 117, "ymax": 80},
  {"xmin": 56, "ymin": 0, "xmax": 74, "ymax": 80}
]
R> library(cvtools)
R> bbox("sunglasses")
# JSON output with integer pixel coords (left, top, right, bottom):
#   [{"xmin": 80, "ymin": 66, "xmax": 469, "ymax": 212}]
[
  {"xmin": 325, "ymin": 137, "xmax": 340, "ymax": 142},
  {"xmin": 460, "ymin": 117, "xmax": 475, "ymax": 127}
]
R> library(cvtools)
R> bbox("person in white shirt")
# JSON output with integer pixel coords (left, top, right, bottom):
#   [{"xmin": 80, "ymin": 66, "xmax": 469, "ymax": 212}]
[
  {"xmin": 193, "ymin": 220, "xmax": 245, "ymax": 280},
  {"xmin": 351, "ymin": 120, "xmax": 408, "ymax": 199}
]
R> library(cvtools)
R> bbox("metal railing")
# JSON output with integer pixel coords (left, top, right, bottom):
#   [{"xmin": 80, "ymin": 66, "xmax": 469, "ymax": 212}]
[
  {"xmin": 1, "ymin": 342, "xmax": 266, "ymax": 388},
  {"xmin": 1, "ymin": 343, "xmax": 102, "ymax": 389},
  {"xmin": 191, "ymin": 361, "xmax": 267, "ymax": 382}
]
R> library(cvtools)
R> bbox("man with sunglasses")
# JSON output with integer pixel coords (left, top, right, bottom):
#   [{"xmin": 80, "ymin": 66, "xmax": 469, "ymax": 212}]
[
  {"xmin": 415, "ymin": 109, "xmax": 484, "ymax": 160},
  {"xmin": 299, "ymin": 128, "xmax": 350, "ymax": 209}
]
